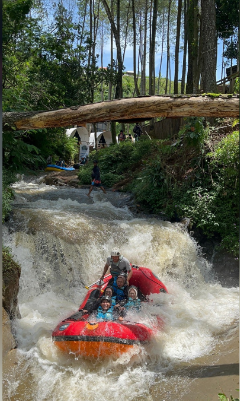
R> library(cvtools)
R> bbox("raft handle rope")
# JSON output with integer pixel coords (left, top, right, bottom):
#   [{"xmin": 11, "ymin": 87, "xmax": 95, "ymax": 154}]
[{"xmin": 138, "ymin": 267, "xmax": 166, "ymax": 290}]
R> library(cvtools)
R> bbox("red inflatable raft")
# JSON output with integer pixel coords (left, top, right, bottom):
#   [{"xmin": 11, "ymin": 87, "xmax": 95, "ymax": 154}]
[{"xmin": 52, "ymin": 265, "xmax": 168, "ymax": 357}]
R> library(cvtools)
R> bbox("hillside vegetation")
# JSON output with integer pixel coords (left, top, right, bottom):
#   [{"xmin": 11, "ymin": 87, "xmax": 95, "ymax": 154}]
[{"xmin": 78, "ymin": 117, "xmax": 239, "ymax": 256}]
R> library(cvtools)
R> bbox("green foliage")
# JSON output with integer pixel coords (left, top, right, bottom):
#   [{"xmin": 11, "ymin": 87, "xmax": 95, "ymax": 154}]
[
  {"xmin": 78, "ymin": 165, "xmax": 93, "ymax": 185},
  {"xmin": 78, "ymin": 139, "xmax": 154, "ymax": 186},
  {"xmin": 218, "ymin": 392, "xmax": 239, "ymax": 401},
  {"xmin": 3, "ymin": 1, "xmax": 118, "ymax": 112},
  {"xmin": 123, "ymin": 130, "xmax": 239, "ymax": 256},
  {"xmin": 216, "ymin": 0, "xmax": 239, "ymax": 39},
  {"xmin": 3, "ymin": 131, "xmax": 46, "ymax": 171},
  {"xmin": 101, "ymin": 172, "xmax": 121, "ymax": 187},
  {"xmin": 2, "ymin": 246, "xmax": 21, "ymax": 298},
  {"xmin": 234, "ymin": 78, "xmax": 239, "ymax": 94},
  {"xmin": 178, "ymin": 117, "xmax": 207, "ymax": 146},
  {"xmin": 2, "ymin": 168, "xmax": 17, "ymax": 222},
  {"xmin": 211, "ymin": 130, "xmax": 239, "ymax": 169},
  {"xmin": 2, "ymin": 246, "xmax": 21, "ymax": 274}
]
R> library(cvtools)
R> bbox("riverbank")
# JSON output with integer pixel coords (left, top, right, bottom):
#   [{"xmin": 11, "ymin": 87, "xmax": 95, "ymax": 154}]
[{"xmin": 179, "ymin": 326, "xmax": 239, "ymax": 401}]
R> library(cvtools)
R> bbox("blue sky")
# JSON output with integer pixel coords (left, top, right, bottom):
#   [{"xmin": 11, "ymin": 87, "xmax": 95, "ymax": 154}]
[
  {"xmin": 44, "ymin": 1, "xmax": 231, "ymax": 86},
  {"xmin": 96, "ymin": 39, "xmax": 227, "ymax": 84}
]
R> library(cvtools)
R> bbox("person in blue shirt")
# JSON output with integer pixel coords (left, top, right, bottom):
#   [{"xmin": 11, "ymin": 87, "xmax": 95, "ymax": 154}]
[
  {"xmin": 94, "ymin": 296, "xmax": 123, "ymax": 321},
  {"xmin": 103, "ymin": 286, "xmax": 116, "ymax": 306},
  {"xmin": 95, "ymin": 296, "xmax": 114, "ymax": 321},
  {"xmin": 124, "ymin": 286, "xmax": 141, "ymax": 311},
  {"xmin": 112, "ymin": 274, "xmax": 129, "ymax": 304}
]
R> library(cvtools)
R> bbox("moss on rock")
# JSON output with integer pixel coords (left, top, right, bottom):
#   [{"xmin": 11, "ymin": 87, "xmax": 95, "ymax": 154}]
[{"xmin": 2, "ymin": 247, "xmax": 21, "ymax": 320}]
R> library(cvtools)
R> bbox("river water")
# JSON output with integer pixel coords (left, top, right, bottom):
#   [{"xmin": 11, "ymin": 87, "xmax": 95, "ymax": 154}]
[{"xmin": 3, "ymin": 174, "xmax": 239, "ymax": 401}]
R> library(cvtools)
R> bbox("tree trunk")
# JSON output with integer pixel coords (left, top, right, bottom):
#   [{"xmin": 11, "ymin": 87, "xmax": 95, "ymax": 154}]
[
  {"xmin": 132, "ymin": 0, "xmax": 140, "ymax": 96},
  {"xmin": 165, "ymin": 0, "xmax": 172, "ymax": 94},
  {"xmin": 108, "ymin": 0, "xmax": 114, "ymax": 101},
  {"xmin": 186, "ymin": 0, "xmax": 199, "ymax": 93},
  {"xmin": 111, "ymin": 121, "xmax": 117, "ymax": 144},
  {"xmin": 174, "ymin": 0, "xmax": 182, "ymax": 94},
  {"xmin": 101, "ymin": 0, "xmax": 123, "ymax": 99},
  {"xmin": 181, "ymin": 0, "xmax": 187, "ymax": 93},
  {"xmin": 122, "ymin": 0, "xmax": 131, "ymax": 64},
  {"xmin": 149, "ymin": 0, "xmax": 158, "ymax": 95},
  {"xmin": 101, "ymin": 22, "xmax": 104, "ymax": 102},
  {"xmin": 88, "ymin": 0, "xmax": 93, "ymax": 68},
  {"xmin": 158, "ymin": 9, "xmax": 165, "ymax": 94},
  {"xmin": 80, "ymin": 0, "xmax": 87, "ymax": 49},
  {"xmin": 200, "ymin": 0, "xmax": 216, "ymax": 92},
  {"xmin": 141, "ymin": 3, "xmax": 148, "ymax": 95},
  {"xmin": 4, "ymin": 96, "xmax": 238, "ymax": 130}
]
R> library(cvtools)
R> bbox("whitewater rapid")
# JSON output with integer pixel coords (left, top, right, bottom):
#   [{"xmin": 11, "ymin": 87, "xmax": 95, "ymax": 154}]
[{"xmin": 3, "ymin": 175, "xmax": 239, "ymax": 401}]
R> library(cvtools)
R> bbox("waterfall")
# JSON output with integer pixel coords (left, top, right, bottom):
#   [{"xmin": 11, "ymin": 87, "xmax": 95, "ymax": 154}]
[{"xmin": 3, "ymin": 175, "xmax": 239, "ymax": 401}]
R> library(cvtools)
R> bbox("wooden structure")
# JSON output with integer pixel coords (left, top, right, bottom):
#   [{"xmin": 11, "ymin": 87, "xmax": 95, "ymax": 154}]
[
  {"xmin": 216, "ymin": 65, "xmax": 239, "ymax": 94},
  {"xmin": 3, "ymin": 95, "xmax": 239, "ymax": 132},
  {"xmin": 143, "ymin": 118, "xmax": 184, "ymax": 140}
]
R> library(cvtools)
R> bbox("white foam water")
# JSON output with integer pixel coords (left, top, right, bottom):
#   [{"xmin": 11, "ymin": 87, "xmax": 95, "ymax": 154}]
[{"xmin": 3, "ymin": 177, "xmax": 239, "ymax": 400}]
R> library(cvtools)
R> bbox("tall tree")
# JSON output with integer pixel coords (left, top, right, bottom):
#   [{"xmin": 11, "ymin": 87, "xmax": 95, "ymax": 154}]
[
  {"xmin": 165, "ymin": 0, "xmax": 172, "ymax": 94},
  {"xmin": 132, "ymin": 0, "xmax": 140, "ymax": 96},
  {"xmin": 149, "ymin": 0, "xmax": 158, "ymax": 95},
  {"xmin": 140, "ymin": 2, "xmax": 148, "ymax": 95},
  {"xmin": 200, "ymin": 0, "xmax": 216, "ymax": 92},
  {"xmin": 181, "ymin": 0, "xmax": 187, "ymax": 93},
  {"xmin": 186, "ymin": 0, "xmax": 200, "ymax": 93},
  {"xmin": 101, "ymin": 0, "xmax": 123, "ymax": 98},
  {"xmin": 174, "ymin": 0, "xmax": 182, "ymax": 94}
]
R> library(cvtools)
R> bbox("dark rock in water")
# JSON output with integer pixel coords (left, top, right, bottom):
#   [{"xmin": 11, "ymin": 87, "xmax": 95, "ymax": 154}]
[
  {"xmin": 2, "ymin": 308, "xmax": 16, "ymax": 357},
  {"xmin": 2, "ymin": 250, "xmax": 21, "ymax": 320},
  {"xmin": 192, "ymin": 228, "xmax": 239, "ymax": 288},
  {"xmin": 44, "ymin": 170, "xmax": 81, "ymax": 187},
  {"xmin": 73, "ymin": 163, "xmax": 80, "ymax": 169}
]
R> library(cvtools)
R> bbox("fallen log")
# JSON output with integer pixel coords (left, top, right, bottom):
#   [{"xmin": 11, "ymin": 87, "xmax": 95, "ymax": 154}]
[{"xmin": 3, "ymin": 95, "xmax": 239, "ymax": 131}]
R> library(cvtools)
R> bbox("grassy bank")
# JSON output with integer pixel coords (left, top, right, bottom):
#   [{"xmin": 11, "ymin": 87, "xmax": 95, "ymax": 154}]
[{"xmin": 78, "ymin": 119, "xmax": 239, "ymax": 256}]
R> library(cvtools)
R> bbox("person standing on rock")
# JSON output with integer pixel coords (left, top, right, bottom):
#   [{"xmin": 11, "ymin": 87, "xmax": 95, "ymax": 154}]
[{"xmin": 87, "ymin": 160, "xmax": 106, "ymax": 196}]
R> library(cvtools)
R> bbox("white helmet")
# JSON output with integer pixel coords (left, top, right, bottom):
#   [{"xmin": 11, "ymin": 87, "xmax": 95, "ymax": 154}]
[{"xmin": 111, "ymin": 249, "xmax": 120, "ymax": 257}]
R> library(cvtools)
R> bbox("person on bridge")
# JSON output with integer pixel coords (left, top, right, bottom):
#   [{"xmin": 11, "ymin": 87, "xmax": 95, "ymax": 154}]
[
  {"xmin": 133, "ymin": 123, "xmax": 142, "ymax": 141},
  {"xmin": 87, "ymin": 160, "xmax": 106, "ymax": 196},
  {"xmin": 100, "ymin": 249, "xmax": 132, "ymax": 285}
]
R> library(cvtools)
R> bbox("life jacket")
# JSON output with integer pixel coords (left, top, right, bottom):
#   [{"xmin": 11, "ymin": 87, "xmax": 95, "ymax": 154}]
[
  {"xmin": 109, "ymin": 256, "xmax": 126, "ymax": 277},
  {"xmin": 96, "ymin": 305, "xmax": 114, "ymax": 321},
  {"xmin": 125, "ymin": 297, "xmax": 141, "ymax": 311},
  {"xmin": 112, "ymin": 277, "xmax": 127, "ymax": 302}
]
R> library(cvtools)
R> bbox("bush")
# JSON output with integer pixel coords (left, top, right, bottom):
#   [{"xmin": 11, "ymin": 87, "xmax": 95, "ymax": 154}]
[
  {"xmin": 178, "ymin": 117, "xmax": 207, "ymax": 147},
  {"xmin": 78, "ymin": 140, "xmax": 154, "ymax": 187},
  {"xmin": 78, "ymin": 130, "xmax": 238, "ymax": 255},
  {"xmin": 128, "ymin": 131, "xmax": 239, "ymax": 255},
  {"xmin": 234, "ymin": 77, "xmax": 239, "ymax": 94},
  {"xmin": 101, "ymin": 172, "xmax": 122, "ymax": 187}
]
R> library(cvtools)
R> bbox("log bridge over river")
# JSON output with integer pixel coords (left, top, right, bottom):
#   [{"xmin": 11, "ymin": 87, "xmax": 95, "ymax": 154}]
[{"xmin": 3, "ymin": 94, "xmax": 239, "ymax": 131}]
